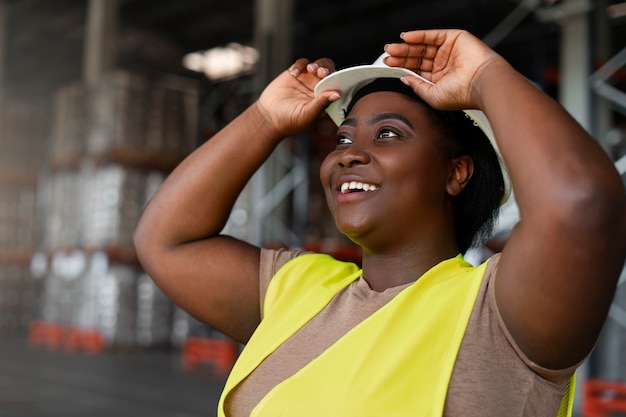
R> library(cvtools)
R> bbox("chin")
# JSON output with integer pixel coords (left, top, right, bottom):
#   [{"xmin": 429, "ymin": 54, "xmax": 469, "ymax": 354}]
[{"xmin": 335, "ymin": 220, "xmax": 370, "ymax": 247}]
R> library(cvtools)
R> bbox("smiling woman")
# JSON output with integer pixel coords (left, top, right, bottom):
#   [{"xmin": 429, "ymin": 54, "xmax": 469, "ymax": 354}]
[
  {"xmin": 321, "ymin": 90, "xmax": 464, "ymax": 260},
  {"xmin": 320, "ymin": 77, "xmax": 505, "ymax": 257},
  {"xmin": 133, "ymin": 29, "xmax": 626, "ymax": 417}
]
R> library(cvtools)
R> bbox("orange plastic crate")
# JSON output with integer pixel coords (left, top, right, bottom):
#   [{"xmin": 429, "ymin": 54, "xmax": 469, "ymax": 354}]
[
  {"xmin": 584, "ymin": 379, "xmax": 626, "ymax": 417},
  {"xmin": 182, "ymin": 336, "xmax": 238, "ymax": 374}
]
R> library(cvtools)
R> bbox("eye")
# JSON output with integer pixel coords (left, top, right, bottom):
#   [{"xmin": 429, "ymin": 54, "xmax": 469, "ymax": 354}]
[
  {"xmin": 377, "ymin": 128, "xmax": 400, "ymax": 140},
  {"xmin": 336, "ymin": 134, "xmax": 353, "ymax": 145}
]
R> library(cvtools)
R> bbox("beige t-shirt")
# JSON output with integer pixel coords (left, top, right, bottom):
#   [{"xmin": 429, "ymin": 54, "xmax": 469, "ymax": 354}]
[{"xmin": 225, "ymin": 249, "xmax": 576, "ymax": 417}]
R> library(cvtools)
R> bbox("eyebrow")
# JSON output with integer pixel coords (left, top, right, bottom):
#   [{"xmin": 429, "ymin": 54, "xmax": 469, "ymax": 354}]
[
  {"xmin": 341, "ymin": 112, "xmax": 415, "ymax": 130},
  {"xmin": 369, "ymin": 112, "xmax": 414, "ymax": 129}
]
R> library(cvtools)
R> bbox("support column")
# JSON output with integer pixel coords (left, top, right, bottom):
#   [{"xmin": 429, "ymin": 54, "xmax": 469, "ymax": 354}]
[
  {"xmin": 556, "ymin": 0, "xmax": 593, "ymax": 132},
  {"xmin": 536, "ymin": 0, "xmax": 593, "ymax": 130},
  {"xmin": 593, "ymin": 0, "xmax": 616, "ymax": 153},
  {"xmin": 249, "ymin": 0, "xmax": 295, "ymax": 246},
  {"xmin": 0, "ymin": 0, "xmax": 7, "ymax": 128},
  {"xmin": 83, "ymin": 0, "xmax": 118, "ymax": 85},
  {"xmin": 254, "ymin": 0, "xmax": 293, "ymax": 89}
]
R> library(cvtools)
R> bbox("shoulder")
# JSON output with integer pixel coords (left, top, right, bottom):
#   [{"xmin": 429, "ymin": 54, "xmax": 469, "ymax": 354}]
[
  {"xmin": 266, "ymin": 251, "xmax": 360, "ymax": 294},
  {"xmin": 259, "ymin": 248, "xmax": 360, "ymax": 315}
]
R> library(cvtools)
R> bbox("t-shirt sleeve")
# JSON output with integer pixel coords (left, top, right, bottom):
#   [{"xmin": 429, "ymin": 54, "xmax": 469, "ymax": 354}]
[
  {"xmin": 487, "ymin": 254, "xmax": 583, "ymax": 381},
  {"xmin": 259, "ymin": 248, "xmax": 309, "ymax": 319}
]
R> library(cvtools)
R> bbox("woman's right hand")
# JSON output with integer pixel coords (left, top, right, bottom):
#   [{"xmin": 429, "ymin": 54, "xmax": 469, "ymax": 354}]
[{"xmin": 256, "ymin": 57, "xmax": 340, "ymax": 138}]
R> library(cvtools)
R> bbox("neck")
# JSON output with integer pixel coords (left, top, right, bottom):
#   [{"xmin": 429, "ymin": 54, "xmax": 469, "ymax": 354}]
[{"xmin": 360, "ymin": 246, "xmax": 459, "ymax": 292}]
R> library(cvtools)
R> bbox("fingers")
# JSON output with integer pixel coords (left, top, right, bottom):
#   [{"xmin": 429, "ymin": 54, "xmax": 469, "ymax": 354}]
[
  {"xmin": 289, "ymin": 57, "xmax": 335, "ymax": 78},
  {"xmin": 306, "ymin": 57, "xmax": 336, "ymax": 78},
  {"xmin": 384, "ymin": 43, "xmax": 439, "ymax": 76},
  {"xmin": 385, "ymin": 29, "xmax": 449, "ymax": 62},
  {"xmin": 385, "ymin": 42, "xmax": 437, "ymax": 61},
  {"xmin": 384, "ymin": 29, "xmax": 467, "ymax": 66},
  {"xmin": 400, "ymin": 29, "xmax": 460, "ymax": 46}
]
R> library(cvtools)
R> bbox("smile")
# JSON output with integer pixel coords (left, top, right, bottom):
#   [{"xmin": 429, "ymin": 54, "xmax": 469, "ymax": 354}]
[{"xmin": 340, "ymin": 181, "xmax": 379, "ymax": 194}]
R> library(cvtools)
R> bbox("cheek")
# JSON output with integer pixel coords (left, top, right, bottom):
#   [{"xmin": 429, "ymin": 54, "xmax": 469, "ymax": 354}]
[
  {"xmin": 380, "ymin": 153, "xmax": 418, "ymax": 181},
  {"xmin": 383, "ymin": 152, "xmax": 447, "ymax": 197}
]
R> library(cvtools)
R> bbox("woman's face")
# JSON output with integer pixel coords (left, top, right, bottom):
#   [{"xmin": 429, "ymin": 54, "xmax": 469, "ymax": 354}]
[{"xmin": 319, "ymin": 90, "xmax": 456, "ymax": 252}]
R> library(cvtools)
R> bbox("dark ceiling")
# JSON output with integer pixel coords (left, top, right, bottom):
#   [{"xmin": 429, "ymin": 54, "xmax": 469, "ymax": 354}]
[{"xmin": 2, "ymin": 0, "xmax": 626, "ymax": 103}]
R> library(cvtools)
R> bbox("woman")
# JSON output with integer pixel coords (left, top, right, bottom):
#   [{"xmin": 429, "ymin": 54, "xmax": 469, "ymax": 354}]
[{"xmin": 134, "ymin": 29, "xmax": 626, "ymax": 416}]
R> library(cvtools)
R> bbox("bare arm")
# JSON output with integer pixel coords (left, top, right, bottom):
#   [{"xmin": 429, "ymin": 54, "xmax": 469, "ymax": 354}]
[
  {"xmin": 134, "ymin": 58, "xmax": 338, "ymax": 343},
  {"xmin": 386, "ymin": 30, "xmax": 626, "ymax": 369}
]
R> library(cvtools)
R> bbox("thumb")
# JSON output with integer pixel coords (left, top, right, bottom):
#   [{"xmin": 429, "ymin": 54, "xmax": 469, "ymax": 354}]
[
  {"xmin": 401, "ymin": 75, "xmax": 432, "ymax": 96},
  {"xmin": 311, "ymin": 90, "xmax": 341, "ymax": 114},
  {"xmin": 400, "ymin": 75, "xmax": 440, "ymax": 109},
  {"xmin": 317, "ymin": 90, "xmax": 341, "ymax": 107}
]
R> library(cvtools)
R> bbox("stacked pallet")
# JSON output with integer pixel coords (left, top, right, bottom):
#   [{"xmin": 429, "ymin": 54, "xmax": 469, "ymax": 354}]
[
  {"xmin": 0, "ymin": 103, "xmax": 47, "ymax": 334},
  {"xmin": 25, "ymin": 70, "xmax": 200, "ymax": 351}
]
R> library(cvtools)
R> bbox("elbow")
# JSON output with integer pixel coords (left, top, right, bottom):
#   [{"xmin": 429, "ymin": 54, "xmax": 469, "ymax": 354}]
[
  {"xmin": 133, "ymin": 213, "xmax": 159, "ymax": 272},
  {"xmin": 552, "ymin": 169, "xmax": 626, "ymax": 239},
  {"xmin": 133, "ymin": 220, "xmax": 146, "ymax": 258},
  {"xmin": 133, "ymin": 219, "xmax": 149, "ymax": 267},
  {"xmin": 586, "ymin": 170, "xmax": 625, "ymax": 225}
]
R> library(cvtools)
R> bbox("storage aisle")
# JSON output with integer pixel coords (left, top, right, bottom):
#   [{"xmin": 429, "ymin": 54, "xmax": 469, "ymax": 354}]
[{"xmin": 0, "ymin": 335, "xmax": 227, "ymax": 417}]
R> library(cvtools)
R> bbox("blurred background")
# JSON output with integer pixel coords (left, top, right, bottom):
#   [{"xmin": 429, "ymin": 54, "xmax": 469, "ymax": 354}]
[{"xmin": 0, "ymin": 0, "xmax": 625, "ymax": 416}]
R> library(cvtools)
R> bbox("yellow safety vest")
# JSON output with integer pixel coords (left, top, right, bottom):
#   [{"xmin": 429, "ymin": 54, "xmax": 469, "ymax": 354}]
[{"xmin": 218, "ymin": 253, "xmax": 574, "ymax": 416}]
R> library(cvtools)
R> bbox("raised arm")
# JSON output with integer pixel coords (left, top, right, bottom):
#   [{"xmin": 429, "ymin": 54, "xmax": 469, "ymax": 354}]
[
  {"xmin": 386, "ymin": 30, "xmax": 626, "ymax": 369},
  {"xmin": 134, "ymin": 58, "xmax": 338, "ymax": 343}
]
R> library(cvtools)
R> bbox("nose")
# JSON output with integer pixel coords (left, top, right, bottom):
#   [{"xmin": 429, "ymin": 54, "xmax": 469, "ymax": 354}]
[{"xmin": 338, "ymin": 143, "xmax": 371, "ymax": 167}]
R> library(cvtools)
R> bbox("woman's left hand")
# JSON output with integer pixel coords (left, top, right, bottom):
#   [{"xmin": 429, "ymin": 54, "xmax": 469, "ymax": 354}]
[{"xmin": 383, "ymin": 29, "xmax": 503, "ymax": 112}]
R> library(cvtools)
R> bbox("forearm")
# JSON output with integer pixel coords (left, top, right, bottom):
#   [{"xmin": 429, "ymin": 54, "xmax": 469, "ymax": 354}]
[{"xmin": 135, "ymin": 101, "xmax": 284, "ymax": 251}]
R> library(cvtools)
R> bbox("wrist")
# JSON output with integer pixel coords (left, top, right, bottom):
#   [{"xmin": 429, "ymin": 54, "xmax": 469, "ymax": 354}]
[
  {"xmin": 246, "ymin": 101, "xmax": 287, "ymax": 144},
  {"xmin": 471, "ymin": 56, "xmax": 520, "ymax": 111}
]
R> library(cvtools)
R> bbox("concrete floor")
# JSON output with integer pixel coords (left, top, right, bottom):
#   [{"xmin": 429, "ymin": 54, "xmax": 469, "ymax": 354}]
[
  {"xmin": 0, "ymin": 335, "xmax": 227, "ymax": 417},
  {"xmin": 0, "ymin": 334, "xmax": 591, "ymax": 417}
]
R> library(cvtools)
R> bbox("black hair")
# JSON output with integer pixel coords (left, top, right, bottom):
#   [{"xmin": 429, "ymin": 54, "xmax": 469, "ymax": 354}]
[{"xmin": 346, "ymin": 78, "xmax": 505, "ymax": 253}]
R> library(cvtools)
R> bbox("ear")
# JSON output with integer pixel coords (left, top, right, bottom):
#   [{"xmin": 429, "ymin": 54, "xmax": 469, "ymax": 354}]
[{"xmin": 446, "ymin": 156, "xmax": 474, "ymax": 197}]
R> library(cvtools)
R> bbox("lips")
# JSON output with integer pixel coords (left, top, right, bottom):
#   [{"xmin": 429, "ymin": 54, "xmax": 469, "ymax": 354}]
[{"xmin": 340, "ymin": 181, "xmax": 379, "ymax": 194}]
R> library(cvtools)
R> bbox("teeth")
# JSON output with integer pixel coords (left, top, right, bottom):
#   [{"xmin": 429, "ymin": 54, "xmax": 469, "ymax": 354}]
[{"xmin": 340, "ymin": 181, "xmax": 378, "ymax": 194}]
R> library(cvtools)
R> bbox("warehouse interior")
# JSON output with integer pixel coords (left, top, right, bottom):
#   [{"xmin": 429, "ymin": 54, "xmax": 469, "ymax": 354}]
[{"xmin": 1, "ymin": 0, "xmax": 626, "ymax": 415}]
